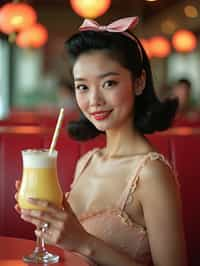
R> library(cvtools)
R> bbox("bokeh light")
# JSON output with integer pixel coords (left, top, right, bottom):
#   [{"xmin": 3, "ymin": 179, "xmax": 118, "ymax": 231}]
[{"xmin": 70, "ymin": 0, "xmax": 111, "ymax": 18}]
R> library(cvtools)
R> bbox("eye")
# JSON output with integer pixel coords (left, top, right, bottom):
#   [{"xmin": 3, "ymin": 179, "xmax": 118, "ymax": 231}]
[
  {"xmin": 75, "ymin": 84, "xmax": 88, "ymax": 92},
  {"xmin": 103, "ymin": 80, "xmax": 118, "ymax": 89}
]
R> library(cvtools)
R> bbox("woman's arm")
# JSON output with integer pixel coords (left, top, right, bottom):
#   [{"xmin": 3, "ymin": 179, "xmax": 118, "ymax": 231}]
[
  {"xmin": 77, "ymin": 232, "xmax": 144, "ymax": 266},
  {"xmin": 21, "ymin": 197, "xmax": 144, "ymax": 266},
  {"xmin": 136, "ymin": 159, "xmax": 187, "ymax": 266}
]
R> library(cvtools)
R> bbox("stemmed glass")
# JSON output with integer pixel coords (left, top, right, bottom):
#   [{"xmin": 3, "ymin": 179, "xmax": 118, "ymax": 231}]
[{"xmin": 18, "ymin": 149, "xmax": 63, "ymax": 264}]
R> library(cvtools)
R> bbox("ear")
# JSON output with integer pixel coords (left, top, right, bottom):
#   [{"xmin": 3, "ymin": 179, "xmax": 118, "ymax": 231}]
[{"xmin": 135, "ymin": 69, "xmax": 146, "ymax": 96}]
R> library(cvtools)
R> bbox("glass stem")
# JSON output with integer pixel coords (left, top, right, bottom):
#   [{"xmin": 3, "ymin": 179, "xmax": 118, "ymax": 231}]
[{"xmin": 35, "ymin": 225, "xmax": 46, "ymax": 253}]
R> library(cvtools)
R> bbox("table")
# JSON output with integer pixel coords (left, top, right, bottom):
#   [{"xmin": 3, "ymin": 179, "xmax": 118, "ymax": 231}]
[{"xmin": 0, "ymin": 236, "xmax": 89, "ymax": 266}]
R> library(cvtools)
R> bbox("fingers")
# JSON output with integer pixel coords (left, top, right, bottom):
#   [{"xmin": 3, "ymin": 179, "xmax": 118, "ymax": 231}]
[
  {"xmin": 14, "ymin": 204, "xmax": 21, "ymax": 214},
  {"xmin": 27, "ymin": 198, "xmax": 66, "ymax": 220},
  {"xmin": 14, "ymin": 192, "xmax": 18, "ymax": 201},
  {"xmin": 35, "ymin": 227, "xmax": 61, "ymax": 245},
  {"xmin": 14, "ymin": 181, "xmax": 20, "ymax": 214},
  {"xmin": 21, "ymin": 209, "xmax": 64, "ymax": 245},
  {"xmin": 21, "ymin": 210, "xmax": 64, "ymax": 245},
  {"xmin": 48, "ymin": 229, "xmax": 61, "ymax": 245},
  {"xmin": 21, "ymin": 209, "xmax": 66, "ymax": 230},
  {"xmin": 21, "ymin": 211, "xmax": 47, "ymax": 228},
  {"xmin": 15, "ymin": 180, "xmax": 21, "ymax": 190},
  {"xmin": 14, "ymin": 180, "xmax": 21, "ymax": 203}
]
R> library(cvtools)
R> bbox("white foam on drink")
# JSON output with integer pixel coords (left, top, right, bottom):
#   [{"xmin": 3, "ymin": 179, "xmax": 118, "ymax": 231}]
[{"xmin": 22, "ymin": 149, "xmax": 57, "ymax": 168}]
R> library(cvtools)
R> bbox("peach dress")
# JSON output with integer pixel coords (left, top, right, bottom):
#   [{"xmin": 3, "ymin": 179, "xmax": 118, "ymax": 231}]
[{"xmin": 68, "ymin": 148, "xmax": 175, "ymax": 266}]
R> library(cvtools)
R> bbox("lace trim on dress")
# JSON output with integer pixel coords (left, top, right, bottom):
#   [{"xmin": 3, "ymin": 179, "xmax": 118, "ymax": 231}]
[
  {"xmin": 79, "ymin": 207, "xmax": 147, "ymax": 233},
  {"xmin": 70, "ymin": 148, "xmax": 99, "ymax": 190},
  {"xmin": 119, "ymin": 154, "xmax": 149, "ymax": 213},
  {"xmin": 120, "ymin": 152, "xmax": 179, "ymax": 214}
]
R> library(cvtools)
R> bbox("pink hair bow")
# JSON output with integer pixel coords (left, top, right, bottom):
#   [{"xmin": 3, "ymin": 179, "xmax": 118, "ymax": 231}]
[
  {"xmin": 79, "ymin": 16, "xmax": 143, "ymax": 62},
  {"xmin": 79, "ymin": 17, "xmax": 139, "ymax": 33}
]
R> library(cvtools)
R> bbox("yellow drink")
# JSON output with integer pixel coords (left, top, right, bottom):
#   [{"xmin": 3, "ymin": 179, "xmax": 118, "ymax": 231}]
[{"xmin": 18, "ymin": 149, "xmax": 63, "ymax": 210}]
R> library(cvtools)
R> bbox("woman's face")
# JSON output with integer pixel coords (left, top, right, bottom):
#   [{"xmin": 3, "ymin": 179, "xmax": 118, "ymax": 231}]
[{"xmin": 73, "ymin": 51, "xmax": 135, "ymax": 132}]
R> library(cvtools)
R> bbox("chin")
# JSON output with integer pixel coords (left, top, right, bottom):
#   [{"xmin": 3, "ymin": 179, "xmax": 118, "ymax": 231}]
[
  {"xmin": 93, "ymin": 121, "xmax": 121, "ymax": 132},
  {"xmin": 92, "ymin": 123, "xmax": 108, "ymax": 132}
]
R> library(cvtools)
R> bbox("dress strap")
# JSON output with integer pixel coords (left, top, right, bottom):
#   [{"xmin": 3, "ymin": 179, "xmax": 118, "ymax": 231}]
[
  {"xmin": 119, "ymin": 152, "xmax": 176, "ymax": 213},
  {"xmin": 69, "ymin": 148, "xmax": 99, "ymax": 190}
]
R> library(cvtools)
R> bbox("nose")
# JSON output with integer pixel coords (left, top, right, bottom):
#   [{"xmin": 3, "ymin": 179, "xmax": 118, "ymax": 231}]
[{"xmin": 89, "ymin": 88, "xmax": 105, "ymax": 106}]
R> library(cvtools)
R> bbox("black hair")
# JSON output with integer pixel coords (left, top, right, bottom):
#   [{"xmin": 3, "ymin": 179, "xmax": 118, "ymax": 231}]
[
  {"xmin": 175, "ymin": 78, "xmax": 192, "ymax": 90},
  {"xmin": 64, "ymin": 30, "xmax": 178, "ymax": 141}
]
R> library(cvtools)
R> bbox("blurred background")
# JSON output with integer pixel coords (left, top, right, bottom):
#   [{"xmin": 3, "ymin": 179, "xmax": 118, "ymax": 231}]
[
  {"xmin": 0, "ymin": 0, "xmax": 200, "ymax": 121},
  {"xmin": 1, "ymin": 3, "xmax": 200, "ymax": 264}
]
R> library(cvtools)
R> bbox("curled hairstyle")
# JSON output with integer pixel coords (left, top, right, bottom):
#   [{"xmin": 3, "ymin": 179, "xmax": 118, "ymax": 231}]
[{"xmin": 64, "ymin": 30, "xmax": 178, "ymax": 141}]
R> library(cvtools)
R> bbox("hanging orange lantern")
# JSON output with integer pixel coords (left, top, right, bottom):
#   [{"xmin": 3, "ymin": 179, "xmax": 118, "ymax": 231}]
[
  {"xmin": 70, "ymin": 0, "xmax": 111, "ymax": 18},
  {"xmin": 140, "ymin": 38, "xmax": 152, "ymax": 59},
  {"xmin": 172, "ymin": 29, "xmax": 197, "ymax": 52},
  {"xmin": 149, "ymin": 36, "xmax": 171, "ymax": 58},
  {"xmin": 0, "ymin": 3, "xmax": 37, "ymax": 34},
  {"xmin": 16, "ymin": 23, "xmax": 48, "ymax": 48}
]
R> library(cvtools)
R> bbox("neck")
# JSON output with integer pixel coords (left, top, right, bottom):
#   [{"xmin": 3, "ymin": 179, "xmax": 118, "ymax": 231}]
[{"xmin": 103, "ymin": 117, "xmax": 142, "ymax": 159}]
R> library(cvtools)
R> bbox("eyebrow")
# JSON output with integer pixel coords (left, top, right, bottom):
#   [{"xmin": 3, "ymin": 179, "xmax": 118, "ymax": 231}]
[{"xmin": 74, "ymin": 72, "xmax": 120, "ymax": 81}]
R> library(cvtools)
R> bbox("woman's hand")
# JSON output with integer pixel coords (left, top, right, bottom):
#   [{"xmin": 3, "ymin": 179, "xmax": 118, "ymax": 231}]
[
  {"xmin": 14, "ymin": 180, "xmax": 21, "ymax": 214},
  {"xmin": 20, "ymin": 197, "xmax": 89, "ymax": 252}
]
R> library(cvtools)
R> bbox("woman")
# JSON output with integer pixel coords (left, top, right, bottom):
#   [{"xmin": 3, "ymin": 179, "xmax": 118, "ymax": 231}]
[{"xmin": 17, "ymin": 17, "xmax": 187, "ymax": 266}]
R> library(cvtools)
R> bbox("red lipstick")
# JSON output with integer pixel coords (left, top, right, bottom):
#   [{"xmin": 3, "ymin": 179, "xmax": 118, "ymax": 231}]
[{"xmin": 91, "ymin": 111, "xmax": 112, "ymax": 121}]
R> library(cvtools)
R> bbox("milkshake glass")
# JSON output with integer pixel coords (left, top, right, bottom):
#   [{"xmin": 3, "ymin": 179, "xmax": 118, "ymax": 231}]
[{"xmin": 18, "ymin": 149, "xmax": 63, "ymax": 264}]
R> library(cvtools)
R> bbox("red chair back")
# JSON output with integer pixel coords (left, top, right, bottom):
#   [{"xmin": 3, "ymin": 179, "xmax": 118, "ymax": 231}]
[
  {"xmin": 171, "ymin": 134, "xmax": 200, "ymax": 266},
  {"xmin": 0, "ymin": 132, "xmax": 43, "ymax": 239}
]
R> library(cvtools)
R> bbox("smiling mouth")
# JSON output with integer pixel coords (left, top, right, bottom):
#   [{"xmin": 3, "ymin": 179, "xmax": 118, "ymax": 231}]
[{"xmin": 91, "ymin": 110, "xmax": 112, "ymax": 121}]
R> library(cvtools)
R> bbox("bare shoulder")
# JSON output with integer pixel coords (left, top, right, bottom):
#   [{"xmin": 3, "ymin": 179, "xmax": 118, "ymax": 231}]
[
  {"xmin": 135, "ymin": 154, "xmax": 187, "ymax": 266},
  {"xmin": 141, "ymin": 154, "xmax": 176, "ymax": 183},
  {"xmin": 137, "ymin": 154, "xmax": 179, "ymax": 201}
]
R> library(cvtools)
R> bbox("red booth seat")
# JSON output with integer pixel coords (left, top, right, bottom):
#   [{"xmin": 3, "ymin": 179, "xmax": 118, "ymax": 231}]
[
  {"xmin": 0, "ymin": 110, "xmax": 78, "ymax": 128},
  {"xmin": 171, "ymin": 135, "xmax": 200, "ymax": 266},
  {"xmin": 172, "ymin": 113, "xmax": 200, "ymax": 128}
]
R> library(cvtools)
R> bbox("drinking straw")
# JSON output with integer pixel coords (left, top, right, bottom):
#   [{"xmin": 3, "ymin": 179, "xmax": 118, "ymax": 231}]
[{"xmin": 49, "ymin": 108, "xmax": 64, "ymax": 155}]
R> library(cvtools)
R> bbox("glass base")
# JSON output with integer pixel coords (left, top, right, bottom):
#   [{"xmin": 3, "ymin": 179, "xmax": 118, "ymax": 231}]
[{"xmin": 23, "ymin": 250, "xmax": 60, "ymax": 264}]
